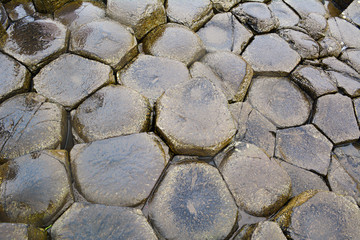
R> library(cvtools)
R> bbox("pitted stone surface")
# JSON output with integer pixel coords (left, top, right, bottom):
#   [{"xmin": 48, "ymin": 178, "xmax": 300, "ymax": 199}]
[
  {"xmin": 0, "ymin": 223, "xmax": 47, "ymax": 240},
  {"xmin": 72, "ymin": 85, "xmax": 151, "ymax": 143},
  {"xmin": 251, "ymin": 221, "xmax": 286, "ymax": 240},
  {"xmin": 318, "ymin": 36, "xmax": 342, "ymax": 58},
  {"xmin": 242, "ymin": 34, "xmax": 301, "ymax": 75},
  {"xmin": 51, "ymin": 203, "xmax": 157, "ymax": 240},
  {"xmin": 143, "ymin": 23, "xmax": 206, "ymax": 66},
  {"xmin": 33, "ymin": 53, "xmax": 114, "ymax": 110},
  {"xmin": 0, "ymin": 93, "xmax": 66, "ymax": 161},
  {"xmin": 211, "ymin": 0, "xmax": 240, "ymax": 12},
  {"xmin": 333, "ymin": 143, "xmax": 360, "ymax": 186},
  {"xmin": 247, "ymin": 76, "xmax": 311, "ymax": 128},
  {"xmin": 197, "ymin": 12, "xmax": 253, "ymax": 54},
  {"xmin": 0, "ymin": 150, "xmax": 73, "ymax": 227},
  {"xmin": 69, "ymin": 19, "xmax": 137, "ymax": 69},
  {"xmin": 119, "ymin": 54, "xmax": 191, "ymax": 105},
  {"xmin": 268, "ymin": 0, "xmax": 299, "ymax": 28},
  {"xmin": 155, "ymin": 78, "xmax": 236, "ymax": 156},
  {"xmin": 283, "ymin": 0, "xmax": 327, "ymax": 18},
  {"xmin": 71, "ymin": 133, "xmax": 169, "ymax": 207},
  {"xmin": 3, "ymin": 0, "xmax": 36, "ymax": 21},
  {"xmin": 298, "ymin": 13, "xmax": 327, "ymax": 40},
  {"xmin": 148, "ymin": 161, "xmax": 238, "ymax": 240},
  {"xmin": 328, "ymin": 17, "xmax": 360, "ymax": 49},
  {"xmin": 341, "ymin": 49, "xmax": 360, "ymax": 74},
  {"xmin": 217, "ymin": 142, "xmax": 291, "ymax": 217}
]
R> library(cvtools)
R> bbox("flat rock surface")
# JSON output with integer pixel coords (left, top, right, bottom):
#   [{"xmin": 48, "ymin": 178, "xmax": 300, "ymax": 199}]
[
  {"xmin": 328, "ymin": 17, "xmax": 360, "ymax": 49},
  {"xmin": 343, "ymin": 0, "xmax": 360, "ymax": 27},
  {"xmin": 283, "ymin": 0, "xmax": 327, "ymax": 17},
  {"xmin": 333, "ymin": 143, "xmax": 360, "ymax": 185},
  {"xmin": 268, "ymin": 0, "xmax": 299, "ymax": 28},
  {"xmin": 0, "ymin": 223, "xmax": 46, "ymax": 240},
  {"xmin": 4, "ymin": 0, "xmax": 36, "ymax": 21},
  {"xmin": 251, "ymin": 221, "xmax": 286, "ymax": 240},
  {"xmin": 341, "ymin": 49, "xmax": 360, "ymax": 74}
]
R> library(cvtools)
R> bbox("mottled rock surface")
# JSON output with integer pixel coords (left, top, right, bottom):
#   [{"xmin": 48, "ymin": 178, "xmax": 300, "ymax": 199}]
[
  {"xmin": 211, "ymin": 0, "xmax": 240, "ymax": 12},
  {"xmin": 318, "ymin": 36, "xmax": 342, "ymax": 57},
  {"xmin": 251, "ymin": 221, "xmax": 286, "ymax": 240},
  {"xmin": 328, "ymin": 17, "xmax": 360, "ymax": 49},
  {"xmin": 4, "ymin": 0, "xmax": 35, "ymax": 21},
  {"xmin": 33, "ymin": 0, "xmax": 71, "ymax": 13},
  {"xmin": 354, "ymin": 98, "xmax": 360, "ymax": 123},
  {"xmin": 333, "ymin": 143, "xmax": 360, "ymax": 186},
  {"xmin": 343, "ymin": 0, "xmax": 360, "ymax": 27},
  {"xmin": 0, "ymin": 223, "xmax": 46, "ymax": 240},
  {"xmin": 341, "ymin": 49, "xmax": 360, "ymax": 74},
  {"xmin": 298, "ymin": 13, "xmax": 327, "ymax": 40},
  {"xmin": 0, "ymin": 3, "xmax": 8, "ymax": 29},
  {"xmin": 283, "ymin": 0, "xmax": 327, "ymax": 17},
  {"xmin": 268, "ymin": 0, "xmax": 299, "ymax": 28}
]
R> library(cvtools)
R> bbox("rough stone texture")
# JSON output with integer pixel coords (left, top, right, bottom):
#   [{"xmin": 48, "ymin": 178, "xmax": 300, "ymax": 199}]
[
  {"xmin": 72, "ymin": 85, "xmax": 151, "ymax": 143},
  {"xmin": 3, "ymin": 17, "xmax": 68, "ymax": 71},
  {"xmin": 166, "ymin": 0, "xmax": 213, "ymax": 31},
  {"xmin": 232, "ymin": 2, "xmax": 279, "ymax": 33},
  {"xmin": 69, "ymin": 19, "xmax": 137, "ymax": 69},
  {"xmin": 119, "ymin": 54, "xmax": 191, "ymax": 105},
  {"xmin": 298, "ymin": 13, "xmax": 327, "ymax": 40},
  {"xmin": 148, "ymin": 161, "xmax": 238, "ymax": 240},
  {"xmin": 322, "ymin": 56, "xmax": 360, "ymax": 77},
  {"xmin": 0, "ymin": 3, "xmax": 8, "ymax": 29},
  {"xmin": 51, "ymin": 203, "xmax": 157, "ymax": 240},
  {"xmin": 247, "ymin": 76, "xmax": 311, "ymax": 128},
  {"xmin": 283, "ymin": 0, "xmax": 327, "ymax": 18},
  {"xmin": 107, "ymin": 0, "xmax": 166, "ymax": 39},
  {"xmin": 251, "ymin": 221, "xmax": 286, "ymax": 240},
  {"xmin": 217, "ymin": 142, "xmax": 291, "ymax": 217},
  {"xmin": 318, "ymin": 36, "xmax": 342, "ymax": 58},
  {"xmin": 313, "ymin": 93, "xmax": 360, "ymax": 144},
  {"xmin": 268, "ymin": 0, "xmax": 299, "ymax": 28},
  {"xmin": 143, "ymin": 23, "xmax": 206, "ymax": 66},
  {"xmin": 33, "ymin": 53, "xmax": 114, "ymax": 110},
  {"xmin": 211, "ymin": 0, "xmax": 240, "ymax": 12},
  {"xmin": 0, "ymin": 150, "xmax": 73, "ymax": 227},
  {"xmin": 71, "ymin": 133, "xmax": 169, "ymax": 207},
  {"xmin": 33, "ymin": 0, "xmax": 72, "ymax": 13},
  {"xmin": 340, "ymin": 49, "xmax": 360, "ymax": 74},
  {"xmin": 242, "ymin": 34, "xmax": 301, "ymax": 76},
  {"xmin": 328, "ymin": 17, "xmax": 360, "ymax": 49},
  {"xmin": 328, "ymin": 71, "xmax": 360, "ymax": 97},
  {"xmin": 156, "ymin": 78, "xmax": 236, "ymax": 156},
  {"xmin": 355, "ymin": 98, "xmax": 360, "ymax": 124},
  {"xmin": 3, "ymin": 0, "xmax": 35, "ymax": 21},
  {"xmin": 343, "ymin": 0, "xmax": 360, "ymax": 27},
  {"xmin": 0, "ymin": 223, "xmax": 47, "ymax": 240},
  {"xmin": 0, "ymin": 52, "xmax": 31, "ymax": 102},
  {"xmin": 197, "ymin": 12, "xmax": 253, "ymax": 54},
  {"xmin": 0, "ymin": 93, "xmax": 66, "ymax": 161}
]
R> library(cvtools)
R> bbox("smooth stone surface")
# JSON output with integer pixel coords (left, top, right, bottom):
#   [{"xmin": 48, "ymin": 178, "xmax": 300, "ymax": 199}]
[
  {"xmin": 166, "ymin": 0, "xmax": 213, "ymax": 31},
  {"xmin": 251, "ymin": 221, "xmax": 286, "ymax": 240},
  {"xmin": 322, "ymin": 56, "xmax": 360, "ymax": 77},
  {"xmin": 0, "ymin": 223, "xmax": 46, "ymax": 240},
  {"xmin": 33, "ymin": 0, "xmax": 71, "ymax": 13},
  {"xmin": 0, "ymin": 150, "xmax": 73, "ymax": 226},
  {"xmin": 318, "ymin": 36, "xmax": 342, "ymax": 58},
  {"xmin": 107, "ymin": 0, "xmax": 166, "ymax": 39},
  {"xmin": 155, "ymin": 78, "xmax": 236, "ymax": 156},
  {"xmin": 341, "ymin": 49, "xmax": 360, "ymax": 74},
  {"xmin": 327, "ymin": 71, "xmax": 360, "ymax": 97},
  {"xmin": 72, "ymin": 85, "xmax": 151, "ymax": 143},
  {"xmin": 33, "ymin": 53, "xmax": 114, "ymax": 110},
  {"xmin": 247, "ymin": 77, "xmax": 311, "ymax": 128},
  {"xmin": 69, "ymin": 19, "xmax": 137, "ymax": 69},
  {"xmin": 51, "ymin": 203, "xmax": 157, "ymax": 240},
  {"xmin": 3, "ymin": 17, "xmax": 68, "ymax": 71},
  {"xmin": 333, "ymin": 143, "xmax": 360, "ymax": 186},
  {"xmin": 197, "ymin": 12, "xmax": 253, "ymax": 54},
  {"xmin": 242, "ymin": 34, "xmax": 301, "ymax": 76},
  {"xmin": 4, "ymin": 0, "xmax": 35, "ymax": 21},
  {"xmin": 143, "ymin": 23, "xmax": 206, "ymax": 66},
  {"xmin": 313, "ymin": 93, "xmax": 360, "ymax": 144},
  {"xmin": 0, "ymin": 93, "xmax": 66, "ymax": 160},
  {"xmin": 211, "ymin": 0, "xmax": 240, "ymax": 11},
  {"xmin": 0, "ymin": 52, "xmax": 31, "ymax": 102},
  {"xmin": 343, "ymin": 0, "xmax": 360, "ymax": 27},
  {"xmin": 268, "ymin": 0, "xmax": 299, "ymax": 28},
  {"xmin": 119, "ymin": 54, "xmax": 191, "ymax": 105},
  {"xmin": 283, "ymin": 0, "xmax": 327, "ymax": 18},
  {"xmin": 71, "ymin": 133, "xmax": 169, "ymax": 207},
  {"xmin": 217, "ymin": 142, "xmax": 291, "ymax": 217},
  {"xmin": 148, "ymin": 161, "xmax": 238, "ymax": 240},
  {"xmin": 328, "ymin": 17, "xmax": 360, "ymax": 49},
  {"xmin": 298, "ymin": 13, "xmax": 327, "ymax": 40}
]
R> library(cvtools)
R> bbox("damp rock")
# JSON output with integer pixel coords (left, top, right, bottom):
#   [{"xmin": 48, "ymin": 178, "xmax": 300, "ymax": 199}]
[
  {"xmin": 298, "ymin": 13, "xmax": 327, "ymax": 40},
  {"xmin": 251, "ymin": 221, "xmax": 287, "ymax": 240},
  {"xmin": 283, "ymin": 0, "xmax": 328, "ymax": 18},
  {"xmin": 155, "ymin": 78, "xmax": 236, "ymax": 156},
  {"xmin": 0, "ymin": 223, "xmax": 47, "ymax": 240},
  {"xmin": 196, "ymin": 12, "xmax": 253, "ymax": 54},
  {"xmin": 268, "ymin": 0, "xmax": 299, "ymax": 28},
  {"xmin": 33, "ymin": 0, "xmax": 72, "ymax": 13},
  {"xmin": 318, "ymin": 36, "xmax": 342, "ymax": 58},
  {"xmin": 333, "ymin": 143, "xmax": 360, "ymax": 186},
  {"xmin": 0, "ymin": 150, "xmax": 73, "ymax": 227},
  {"xmin": 242, "ymin": 33, "xmax": 301, "ymax": 76},
  {"xmin": 3, "ymin": 0, "xmax": 35, "ymax": 21},
  {"xmin": 148, "ymin": 161, "xmax": 238, "ymax": 240},
  {"xmin": 70, "ymin": 133, "xmax": 169, "ymax": 207},
  {"xmin": 343, "ymin": 0, "xmax": 360, "ymax": 27},
  {"xmin": 328, "ymin": 17, "xmax": 360, "ymax": 49},
  {"xmin": 211, "ymin": 0, "xmax": 240, "ymax": 12},
  {"xmin": 340, "ymin": 49, "xmax": 360, "ymax": 74},
  {"xmin": 0, "ymin": 3, "xmax": 8, "ymax": 29},
  {"xmin": 33, "ymin": 53, "xmax": 114, "ymax": 110},
  {"xmin": 143, "ymin": 23, "xmax": 206, "ymax": 66}
]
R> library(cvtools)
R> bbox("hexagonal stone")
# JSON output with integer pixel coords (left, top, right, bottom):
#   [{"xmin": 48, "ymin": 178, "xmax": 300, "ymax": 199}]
[
  {"xmin": 275, "ymin": 191, "xmax": 360, "ymax": 240},
  {"xmin": 217, "ymin": 142, "xmax": 291, "ymax": 217},
  {"xmin": 3, "ymin": 0, "xmax": 35, "ymax": 21},
  {"xmin": 242, "ymin": 34, "xmax": 301, "ymax": 76},
  {"xmin": 33, "ymin": 0, "xmax": 72, "ymax": 13},
  {"xmin": 318, "ymin": 36, "xmax": 342, "ymax": 58},
  {"xmin": 0, "ymin": 93, "xmax": 66, "ymax": 161},
  {"xmin": 156, "ymin": 78, "xmax": 236, "ymax": 156},
  {"xmin": 0, "ymin": 223, "xmax": 47, "ymax": 240},
  {"xmin": 197, "ymin": 12, "xmax": 253, "ymax": 54},
  {"xmin": 268, "ymin": 0, "xmax": 299, "ymax": 28},
  {"xmin": 33, "ymin": 53, "xmax": 114, "ymax": 110},
  {"xmin": 107, "ymin": 0, "xmax": 166, "ymax": 39},
  {"xmin": 3, "ymin": 17, "xmax": 68, "ymax": 71},
  {"xmin": 0, "ymin": 3, "xmax": 9, "ymax": 29},
  {"xmin": 0, "ymin": 52, "xmax": 30, "ymax": 102},
  {"xmin": 298, "ymin": 13, "xmax": 327, "ymax": 40},
  {"xmin": 328, "ymin": 17, "xmax": 360, "ymax": 49},
  {"xmin": 71, "ymin": 133, "xmax": 169, "ymax": 207},
  {"xmin": 341, "ymin": 49, "xmax": 360, "ymax": 74},
  {"xmin": 247, "ymin": 77, "xmax": 311, "ymax": 128},
  {"xmin": 322, "ymin": 56, "xmax": 360, "ymax": 77},
  {"xmin": 251, "ymin": 221, "xmax": 286, "ymax": 240},
  {"xmin": 118, "ymin": 54, "xmax": 191, "ymax": 105},
  {"xmin": 148, "ymin": 161, "xmax": 238, "ymax": 240},
  {"xmin": 51, "ymin": 203, "xmax": 157, "ymax": 240},
  {"xmin": 283, "ymin": 0, "xmax": 327, "ymax": 18},
  {"xmin": 211, "ymin": 0, "xmax": 240, "ymax": 12},
  {"xmin": 143, "ymin": 23, "xmax": 206, "ymax": 66},
  {"xmin": 0, "ymin": 150, "xmax": 73, "ymax": 227},
  {"xmin": 343, "ymin": 0, "xmax": 360, "ymax": 27},
  {"xmin": 313, "ymin": 93, "xmax": 360, "ymax": 144},
  {"xmin": 333, "ymin": 143, "xmax": 360, "ymax": 186}
]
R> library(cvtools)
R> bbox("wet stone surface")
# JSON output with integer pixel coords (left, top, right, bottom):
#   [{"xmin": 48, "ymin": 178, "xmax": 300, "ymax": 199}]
[
  {"xmin": 0, "ymin": 3, "xmax": 9, "ymax": 29},
  {"xmin": 33, "ymin": 0, "xmax": 72, "ymax": 13},
  {"xmin": 0, "ymin": 223, "xmax": 47, "ymax": 240},
  {"xmin": 4, "ymin": 0, "xmax": 36, "ymax": 21}
]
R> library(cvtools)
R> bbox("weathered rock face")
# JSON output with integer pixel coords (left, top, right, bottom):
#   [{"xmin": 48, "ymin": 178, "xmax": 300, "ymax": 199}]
[
  {"xmin": 211, "ymin": 0, "xmax": 240, "ymax": 12},
  {"xmin": 33, "ymin": 0, "xmax": 72, "ymax": 13},
  {"xmin": 0, "ymin": 223, "xmax": 47, "ymax": 240},
  {"xmin": 251, "ymin": 221, "xmax": 287, "ymax": 240},
  {"xmin": 33, "ymin": 53, "xmax": 114, "ymax": 110},
  {"xmin": 0, "ymin": 150, "xmax": 73, "ymax": 227},
  {"xmin": 354, "ymin": 98, "xmax": 360, "ymax": 123},
  {"xmin": 148, "ymin": 161, "xmax": 238, "ymax": 240},
  {"xmin": 0, "ymin": 3, "xmax": 8, "ymax": 29},
  {"xmin": 341, "ymin": 49, "xmax": 360, "ymax": 74},
  {"xmin": 51, "ymin": 203, "xmax": 157, "ymax": 240},
  {"xmin": 143, "ymin": 23, "xmax": 206, "ymax": 66},
  {"xmin": 328, "ymin": 17, "xmax": 360, "ymax": 49},
  {"xmin": 3, "ymin": 0, "xmax": 35, "ymax": 21},
  {"xmin": 283, "ymin": 0, "xmax": 327, "ymax": 18},
  {"xmin": 107, "ymin": 0, "xmax": 166, "ymax": 39},
  {"xmin": 343, "ymin": 0, "xmax": 360, "ymax": 27},
  {"xmin": 318, "ymin": 36, "xmax": 342, "ymax": 58},
  {"xmin": 155, "ymin": 78, "xmax": 236, "ymax": 156},
  {"xmin": 217, "ymin": 142, "xmax": 291, "ymax": 217},
  {"xmin": 0, "ymin": 93, "xmax": 66, "ymax": 161},
  {"xmin": 71, "ymin": 133, "xmax": 169, "ymax": 207},
  {"xmin": 3, "ymin": 17, "xmax": 68, "ymax": 71},
  {"xmin": 298, "ymin": 13, "xmax": 327, "ymax": 40},
  {"xmin": 268, "ymin": 0, "xmax": 299, "ymax": 28}
]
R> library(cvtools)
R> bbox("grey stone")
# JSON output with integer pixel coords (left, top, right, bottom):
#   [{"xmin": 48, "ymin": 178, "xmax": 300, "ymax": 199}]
[
  {"xmin": 328, "ymin": 17, "xmax": 360, "ymax": 49},
  {"xmin": 155, "ymin": 78, "xmax": 236, "ymax": 156},
  {"xmin": 355, "ymin": 98, "xmax": 360, "ymax": 124},
  {"xmin": 3, "ymin": 0, "xmax": 35, "ymax": 21},
  {"xmin": 283, "ymin": 0, "xmax": 328, "ymax": 18},
  {"xmin": 148, "ymin": 161, "xmax": 238, "ymax": 240},
  {"xmin": 211, "ymin": 0, "xmax": 240, "ymax": 12},
  {"xmin": 0, "ymin": 223, "xmax": 47, "ymax": 240},
  {"xmin": 51, "ymin": 203, "xmax": 157, "ymax": 240},
  {"xmin": 313, "ymin": 93, "xmax": 360, "ymax": 144},
  {"xmin": 341, "ymin": 49, "xmax": 360, "ymax": 74},
  {"xmin": 33, "ymin": 0, "xmax": 72, "ymax": 13},
  {"xmin": 251, "ymin": 221, "xmax": 286, "ymax": 240},
  {"xmin": 318, "ymin": 36, "xmax": 342, "ymax": 58},
  {"xmin": 298, "ymin": 13, "xmax": 327, "ymax": 40},
  {"xmin": 268, "ymin": 0, "xmax": 299, "ymax": 28},
  {"xmin": 322, "ymin": 56, "xmax": 360, "ymax": 77},
  {"xmin": 0, "ymin": 3, "xmax": 8, "ymax": 29},
  {"xmin": 242, "ymin": 34, "xmax": 301, "ymax": 76},
  {"xmin": 143, "ymin": 23, "xmax": 206, "ymax": 66},
  {"xmin": 343, "ymin": 0, "xmax": 360, "ymax": 27},
  {"xmin": 233, "ymin": 224, "xmax": 256, "ymax": 240},
  {"xmin": 33, "ymin": 53, "xmax": 114, "ymax": 110},
  {"xmin": 327, "ymin": 71, "xmax": 360, "ymax": 97},
  {"xmin": 333, "ymin": 143, "xmax": 360, "ymax": 186}
]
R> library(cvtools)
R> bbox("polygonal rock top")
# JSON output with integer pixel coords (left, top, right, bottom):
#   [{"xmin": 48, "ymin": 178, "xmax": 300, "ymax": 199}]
[{"xmin": 283, "ymin": 0, "xmax": 328, "ymax": 18}]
